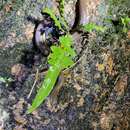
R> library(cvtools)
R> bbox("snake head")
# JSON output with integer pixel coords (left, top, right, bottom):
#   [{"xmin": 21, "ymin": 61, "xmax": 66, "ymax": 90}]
[{"xmin": 34, "ymin": 15, "xmax": 61, "ymax": 56}]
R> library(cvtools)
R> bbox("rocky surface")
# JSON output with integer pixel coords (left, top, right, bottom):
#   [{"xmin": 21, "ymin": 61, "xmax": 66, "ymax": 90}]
[{"xmin": 0, "ymin": 0, "xmax": 130, "ymax": 130}]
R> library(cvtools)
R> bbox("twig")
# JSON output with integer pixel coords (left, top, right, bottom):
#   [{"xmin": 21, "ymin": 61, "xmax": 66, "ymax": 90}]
[{"xmin": 27, "ymin": 69, "xmax": 39, "ymax": 99}]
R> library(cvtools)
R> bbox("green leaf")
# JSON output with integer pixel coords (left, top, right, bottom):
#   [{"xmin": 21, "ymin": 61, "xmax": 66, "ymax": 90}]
[
  {"xmin": 121, "ymin": 16, "xmax": 130, "ymax": 33},
  {"xmin": 42, "ymin": 8, "xmax": 69, "ymax": 31},
  {"xmin": 48, "ymin": 46, "xmax": 63, "ymax": 65},
  {"xmin": 59, "ymin": 0, "xmax": 65, "ymax": 17},
  {"xmin": 59, "ymin": 16, "xmax": 69, "ymax": 31},
  {"xmin": 0, "ymin": 76, "xmax": 13, "ymax": 83},
  {"xmin": 42, "ymin": 8, "xmax": 62, "ymax": 30},
  {"xmin": 81, "ymin": 23, "xmax": 106, "ymax": 32},
  {"xmin": 59, "ymin": 35, "xmax": 76, "ymax": 57},
  {"xmin": 28, "ymin": 34, "xmax": 76, "ymax": 113},
  {"xmin": 59, "ymin": 34, "xmax": 73, "ymax": 47},
  {"xmin": 61, "ymin": 56, "xmax": 74, "ymax": 68},
  {"xmin": 27, "ymin": 65, "xmax": 61, "ymax": 113},
  {"xmin": 0, "ymin": 76, "xmax": 6, "ymax": 83}
]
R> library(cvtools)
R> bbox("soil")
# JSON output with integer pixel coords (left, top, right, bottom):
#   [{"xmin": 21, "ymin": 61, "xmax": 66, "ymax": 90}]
[{"xmin": 0, "ymin": 0, "xmax": 130, "ymax": 130}]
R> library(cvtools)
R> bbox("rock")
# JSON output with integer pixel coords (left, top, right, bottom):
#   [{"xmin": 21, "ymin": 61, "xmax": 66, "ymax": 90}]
[
  {"xmin": 0, "ymin": 108, "xmax": 9, "ymax": 129},
  {"xmin": 11, "ymin": 64, "xmax": 28, "ymax": 82}
]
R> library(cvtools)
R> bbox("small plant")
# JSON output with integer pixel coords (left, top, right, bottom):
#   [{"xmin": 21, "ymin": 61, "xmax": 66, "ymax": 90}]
[
  {"xmin": 59, "ymin": 0, "xmax": 65, "ymax": 17},
  {"xmin": 28, "ymin": 6, "xmax": 75, "ymax": 113},
  {"xmin": 42, "ymin": 7, "xmax": 68, "ymax": 31},
  {"xmin": 42, "ymin": 8, "xmax": 63, "ymax": 30},
  {"xmin": 28, "ymin": 6, "xmax": 106, "ymax": 113},
  {"xmin": 121, "ymin": 16, "xmax": 130, "ymax": 33},
  {"xmin": 81, "ymin": 23, "xmax": 106, "ymax": 32},
  {"xmin": 0, "ymin": 76, "xmax": 13, "ymax": 86},
  {"xmin": 28, "ymin": 34, "xmax": 75, "ymax": 113}
]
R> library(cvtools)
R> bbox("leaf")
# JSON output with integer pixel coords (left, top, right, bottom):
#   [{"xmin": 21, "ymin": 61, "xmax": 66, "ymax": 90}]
[
  {"xmin": 81, "ymin": 23, "xmax": 106, "ymax": 32},
  {"xmin": 96, "ymin": 63, "xmax": 105, "ymax": 72},
  {"xmin": 0, "ymin": 76, "xmax": 13, "ymax": 83},
  {"xmin": 121, "ymin": 17, "xmax": 130, "ymax": 33},
  {"xmin": 58, "ymin": 0, "xmax": 69, "ymax": 30},
  {"xmin": 0, "ymin": 76, "xmax": 6, "ymax": 83},
  {"xmin": 59, "ymin": 35, "xmax": 76, "ymax": 57},
  {"xmin": 64, "ymin": 47, "xmax": 76, "ymax": 57},
  {"xmin": 42, "ymin": 8, "xmax": 62, "ymax": 30},
  {"xmin": 59, "ymin": 16, "xmax": 69, "ymax": 31},
  {"xmin": 48, "ymin": 46, "xmax": 64, "ymax": 65},
  {"xmin": 105, "ymin": 54, "xmax": 113, "ymax": 75},
  {"xmin": 28, "ymin": 35, "xmax": 76, "ymax": 113},
  {"xmin": 27, "ymin": 66, "xmax": 61, "ymax": 113},
  {"xmin": 4, "ymin": 4, "xmax": 12, "ymax": 13},
  {"xmin": 61, "ymin": 56, "xmax": 74, "ymax": 68},
  {"xmin": 59, "ymin": 34, "xmax": 73, "ymax": 47},
  {"xmin": 59, "ymin": 0, "xmax": 64, "ymax": 16},
  {"xmin": 114, "ymin": 74, "xmax": 128, "ymax": 97}
]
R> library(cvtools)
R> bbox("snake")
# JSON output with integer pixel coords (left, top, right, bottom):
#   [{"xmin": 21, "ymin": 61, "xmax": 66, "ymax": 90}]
[{"xmin": 34, "ymin": 0, "xmax": 89, "ymax": 55}]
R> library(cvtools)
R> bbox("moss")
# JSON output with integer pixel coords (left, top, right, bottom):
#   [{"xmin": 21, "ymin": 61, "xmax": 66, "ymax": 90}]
[{"xmin": 108, "ymin": 0, "xmax": 130, "ymax": 19}]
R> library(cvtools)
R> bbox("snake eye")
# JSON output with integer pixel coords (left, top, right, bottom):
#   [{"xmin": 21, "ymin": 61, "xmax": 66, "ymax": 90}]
[{"xmin": 40, "ymin": 28, "xmax": 45, "ymax": 34}]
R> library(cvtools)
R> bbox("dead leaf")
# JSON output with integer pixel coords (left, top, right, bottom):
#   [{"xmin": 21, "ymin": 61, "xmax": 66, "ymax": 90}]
[
  {"xmin": 127, "ymin": 30, "xmax": 130, "ymax": 39},
  {"xmin": 77, "ymin": 97, "xmax": 84, "ymax": 107},
  {"xmin": 96, "ymin": 63, "xmax": 105, "ymax": 71},
  {"xmin": 13, "ymin": 125, "xmax": 26, "ymax": 130},
  {"xmin": 73, "ymin": 83, "xmax": 82, "ymax": 91},
  {"xmin": 115, "ymin": 127, "xmax": 121, "ymax": 130},
  {"xmin": 13, "ymin": 99, "xmax": 27, "ymax": 125},
  {"xmin": 105, "ymin": 53, "xmax": 114, "ymax": 75},
  {"xmin": 32, "ymin": 111, "xmax": 41, "ymax": 120},
  {"xmin": 9, "ymin": 32, "xmax": 16, "ymax": 38},
  {"xmin": 114, "ymin": 74, "xmax": 128, "ymax": 97},
  {"xmin": 79, "ymin": 112, "xmax": 86, "ymax": 119},
  {"xmin": 4, "ymin": 4, "xmax": 12, "ymax": 13},
  {"xmin": 100, "ymin": 113, "xmax": 113, "ymax": 130},
  {"xmin": 125, "ymin": 44, "xmax": 130, "ymax": 58},
  {"xmin": 0, "ymin": 41, "xmax": 5, "ymax": 48}
]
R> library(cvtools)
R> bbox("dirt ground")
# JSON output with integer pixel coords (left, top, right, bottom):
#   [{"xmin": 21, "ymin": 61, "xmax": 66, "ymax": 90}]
[{"xmin": 0, "ymin": 0, "xmax": 130, "ymax": 130}]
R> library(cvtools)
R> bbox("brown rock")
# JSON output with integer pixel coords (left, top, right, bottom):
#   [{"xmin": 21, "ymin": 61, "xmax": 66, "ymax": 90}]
[
  {"xmin": 11, "ymin": 64, "xmax": 28, "ymax": 81},
  {"xmin": 13, "ymin": 99, "xmax": 27, "ymax": 125},
  {"xmin": 11, "ymin": 64, "xmax": 26, "ymax": 76}
]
